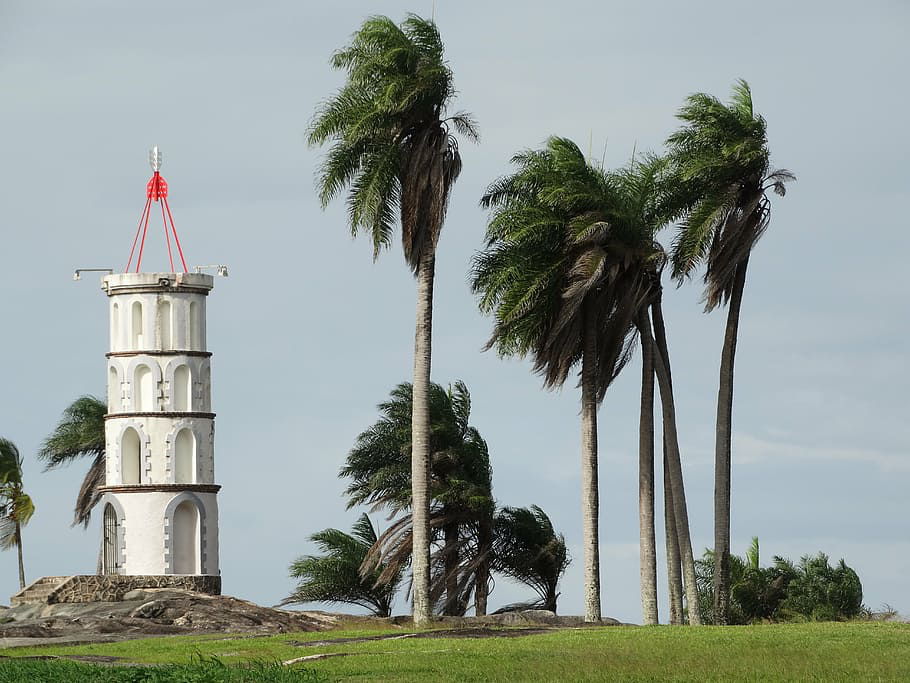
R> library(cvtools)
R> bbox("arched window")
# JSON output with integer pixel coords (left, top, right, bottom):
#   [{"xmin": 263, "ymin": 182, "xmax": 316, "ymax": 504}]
[
  {"xmin": 188, "ymin": 301, "xmax": 199, "ymax": 350},
  {"xmin": 134, "ymin": 365, "xmax": 154, "ymax": 412},
  {"xmin": 108, "ymin": 366, "xmax": 119, "ymax": 410},
  {"xmin": 159, "ymin": 300, "xmax": 172, "ymax": 350},
  {"xmin": 172, "ymin": 501, "xmax": 200, "ymax": 574},
  {"xmin": 173, "ymin": 365, "xmax": 191, "ymax": 411},
  {"xmin": 131, "ymin": 301, "xmax": 144, "ymax": 349},
  {"xmin": 111, "ymin": 302, "xmax": 120, "ymax": 350},
  {"xmin": 121, "ymin": 428, "xmax": 141, "ymax": 485},
  {"xmin": 174, "ymin": 429, "xmax": 195, "ymax": 484}
]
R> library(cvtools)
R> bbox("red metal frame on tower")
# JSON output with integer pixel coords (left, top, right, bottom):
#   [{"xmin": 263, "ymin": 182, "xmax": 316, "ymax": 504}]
[{"xmin": 125, "ymin": 147, "xmax": 188, "ymax": 273}]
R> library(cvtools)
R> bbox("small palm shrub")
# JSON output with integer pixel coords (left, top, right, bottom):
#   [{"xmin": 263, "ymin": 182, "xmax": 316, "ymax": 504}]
[{"xmin": 695, "ymin": 539, "xmax": 864, "ymax": 623}]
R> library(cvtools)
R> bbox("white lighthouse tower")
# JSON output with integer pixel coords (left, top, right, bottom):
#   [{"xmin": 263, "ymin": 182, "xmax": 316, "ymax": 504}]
[{"xmin": 94, "ymin": 148, "xmax": 221, "ymax": 593}]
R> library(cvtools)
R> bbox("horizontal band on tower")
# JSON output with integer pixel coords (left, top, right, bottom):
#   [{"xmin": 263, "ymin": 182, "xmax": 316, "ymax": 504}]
[
  {"xmin": 98, "ymin": 484, "xmax": 221, "ymax": 494},
  {"xmin": 106, "ymin": 350, "xmax": 212, "ymax": 358},
  {"xmin": 105, "ymin": 412, "xmax": 216, "ymax": 420},
  {"xmin": 105, "ymin": 287, "xmax": 212, "ymax": 297}
]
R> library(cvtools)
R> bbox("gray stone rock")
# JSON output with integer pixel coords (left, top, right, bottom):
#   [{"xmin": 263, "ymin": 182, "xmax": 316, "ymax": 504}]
[{"xmin": 131, "ymin": 601, "xmax": 166, "ymax": 619}]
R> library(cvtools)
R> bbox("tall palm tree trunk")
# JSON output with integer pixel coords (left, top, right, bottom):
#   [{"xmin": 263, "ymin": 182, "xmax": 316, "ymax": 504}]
[
  {"xmin": 580, "ymin": 313, "xmax": 601, "ymax": 623},
  {"xmin": 411, "ymin": 252, "xmax": 435, "ymax": 627},
  {"xmin": 713, "ymin": 258, "xmax": 749, "ymax": 625},
  {"xmin": 474, "ymin": 516, "xmax": 492, "ymax": 616},
  {"xmin": 637, "ymin": 311, "xmax": 658, "ymax": 625},
  {"xmin": 15, "ymin": 523, "xmax": 25, "ymax": 590},
  {"xmin": 663, "ymin": 448, "xmax": 684, "ymax": 625},
  {"xmin": 443, "ymin": 520, "xmax": 459, "ymax": 616},
  {"xmin": 647, "ymin": 305, "xmax": 701, "ymax": 625}
]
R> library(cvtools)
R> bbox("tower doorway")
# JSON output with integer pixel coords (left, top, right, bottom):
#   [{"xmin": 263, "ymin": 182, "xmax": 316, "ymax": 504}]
[{"xmin": 102, "ymin": 503, "xmax": 120, "ymax": 575}]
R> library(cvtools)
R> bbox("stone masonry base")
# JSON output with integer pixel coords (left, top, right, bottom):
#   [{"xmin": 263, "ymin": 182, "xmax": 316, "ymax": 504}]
[{"xmin": 48, "ymin": 575, "xmax": 221, "ymax": 604}]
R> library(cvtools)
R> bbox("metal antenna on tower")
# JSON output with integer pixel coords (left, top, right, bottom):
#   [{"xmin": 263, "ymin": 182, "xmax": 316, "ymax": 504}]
[
  {"xmin": 125, "ymin": 146, "xmax": 188, "ymax": 274},
  {"xmin": 149, "ymin": 145, "xmax": 162, "ymax": 172}
]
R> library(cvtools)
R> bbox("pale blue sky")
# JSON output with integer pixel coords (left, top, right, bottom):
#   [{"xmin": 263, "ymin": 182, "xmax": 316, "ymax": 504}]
[{"xmin": 0, "ymin": 1, "xmax": 907, "ymax": 623}]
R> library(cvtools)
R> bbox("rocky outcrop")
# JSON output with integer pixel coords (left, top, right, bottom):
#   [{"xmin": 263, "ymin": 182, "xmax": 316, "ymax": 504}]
[{"xmin": 0, "ymin": 589, "xmax": 338, "ymax": 646}]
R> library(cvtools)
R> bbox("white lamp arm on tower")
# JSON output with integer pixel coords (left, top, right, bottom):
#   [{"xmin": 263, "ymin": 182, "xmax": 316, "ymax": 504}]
[
  {"xmin": 193, "ymin": 265, "xmax": 229, "ymax": 277},
  {"xmin": 73, "ymin": 268, "xmax": 114, "ymax": 281}
]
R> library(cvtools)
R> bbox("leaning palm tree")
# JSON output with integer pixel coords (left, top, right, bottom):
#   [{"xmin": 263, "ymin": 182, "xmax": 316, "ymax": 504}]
[
  {"xmin": 0, "ymin": 438, "xmax": 36, "ymax": 590},
  {"xmin": 281, "ymin": 514, "xmax": 403, "ymax": 617},
  {"xmin": 473, "ymin": 137, "xmax": 661, "ymax": 622},
  {"xmin": 493, "ymin": 505, "xmax": 570, "ymax": 613},
  {"xmin": 309, "ymin": 14, "xmax": 477, "ymax": 626},
  {"xmin": 38, "ymin": 396, "xmax": 106, "ymax": 529},
  {"xmin": 604, "ymin": 156, "xmax": 702, "ymax": 625},
  {"xmin": 341, "ymin": 381, "xmax": 494, "ymax": 616},
  {"xmin": 664, "ymin": 80, "xmax": 794, "ymax": 624}
]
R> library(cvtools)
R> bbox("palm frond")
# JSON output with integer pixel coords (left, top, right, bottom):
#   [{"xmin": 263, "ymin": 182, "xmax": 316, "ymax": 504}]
[{"xmin": 310, "ymin": 13, "xmax": 475, "ymax": 270}]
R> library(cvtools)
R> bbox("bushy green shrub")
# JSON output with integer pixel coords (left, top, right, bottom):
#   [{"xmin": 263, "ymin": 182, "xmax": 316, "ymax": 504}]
[
  {"xmin": 695, "ymin": 539, "xmax": 863, "ymax": 624},
  {"xmin": 773, "ymin": 553, "xmax": 863, "ymax": 621}
]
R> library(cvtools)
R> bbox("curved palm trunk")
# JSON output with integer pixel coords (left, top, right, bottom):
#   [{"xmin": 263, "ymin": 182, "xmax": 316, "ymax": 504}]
[
  {"xmin": 474, "ymin": 515, "xmax": 492, "ymax": 616},
  {"xmin": 15, "ymin": 523, "xmax": 25, "ymax": 590},
  {"xmin": 648, "ymin": 304, "xmax": 701, "ymax": 625},
  {"xmin": 664, "ymin": 448, "xmax": 684, "ymax": 625},
  {"xmin": 544, "ymin": 584, "xmax": 558, "ymax": 613},
  {"xmin": 411, "ymin": 252, "xmax": 435, "ymax": 627},
  {"xmin": 580, "ymin": 314, "xmax": 601, "ymax": 623},
  {"xmin": 713, "ymin": 258, "xmax": 749, "ymax": 625},
  {"xmin": 637, "ymin": 311, "xmax": 658, "ymax": 626}
]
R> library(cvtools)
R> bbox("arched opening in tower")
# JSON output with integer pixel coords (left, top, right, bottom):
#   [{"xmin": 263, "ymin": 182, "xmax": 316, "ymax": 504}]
[
  {"xmin": 172, "ymin": 501, "xmax": 201, "ymax": 574},
  {"xmin": 173, "ymin": 365, "xmax": 191, "ymax": 411},
  {"xmin": 175, "ymin": 428, "xmax": 195, "ymax": 484},
  {"xmin": 121, "ymin": 428, "xmax": 141, "ymax": 485},
  {"xmin": 134, "ymin": 365, "xmax": 154, "ymax": 411},
  {"xmin": 131, "ymin": 301, "xmax": 144, "ymax": 349}
]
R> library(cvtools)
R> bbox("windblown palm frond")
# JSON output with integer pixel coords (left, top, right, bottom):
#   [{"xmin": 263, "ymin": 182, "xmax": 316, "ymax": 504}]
[
  {"xmin": 493, "ymin": 506, "xmax": 570, "ymax": 613},
  {"xmin": 282, "ymin": 513, "xmax": 402, "ymax": 617},
  {"xmin": 664, "ymin": 79, "xmax": 794, "ymax": 310},
  {"xmin": 309, "ymin": 13, "xmax": 476, "ymax": 269},
  {"xmin": 472, "ymin": 136, "xmax": 664, "ymax": 401},
  {"xmin": 0, "ymin": 437, "xmax": 35, "ymax": 588},
  {"xmin": 340, "ymin": 380, "xmax": 494, "ymax": 615},
  {"xmin": 38, "ymin": 395, "xmax": 106, "ymax": 527}
]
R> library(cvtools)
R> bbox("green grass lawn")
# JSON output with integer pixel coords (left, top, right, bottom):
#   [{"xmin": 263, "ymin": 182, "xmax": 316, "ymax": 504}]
[{"xmin": 1, "ymin": 622, "xmax": 908, "ymax": 682}]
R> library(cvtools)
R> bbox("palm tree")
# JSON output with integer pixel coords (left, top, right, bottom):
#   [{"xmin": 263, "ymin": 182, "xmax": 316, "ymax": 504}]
[
  {"xmin": 309, "ymin": 14, "xmax": 477, "ymax": 626},
  {"xmin": 637, "ymin": 301, "xmax": 658, "ymax": 625},
  {"xmin": 0, "ymin": 438, "xmax": 36, "ymax": 590},
  {"xmin": 340, "ymin": 381, "xmax": 494, "ymax": 616},
  {"xmin": 664, "ymin": 80, "xmax": 794, "ymax": 623},
  {"xmin": 605, "ymin": 157, "xmax": 702, "ymax": 625},
  {"xmin": 38, "ymin": 396, "xmax": 106, "ymax": 529},
  {"xmin": 282, "ymin": 514, "xmax": 403, "ymax": 617},
  {"xmin": 493, "ymin": 505, "xmax": 570, "ymax": 613},
  {"xmin": 472, "ymin": 137, "xmax": 661, "ymax": 622}
]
